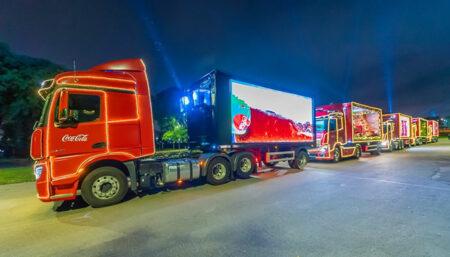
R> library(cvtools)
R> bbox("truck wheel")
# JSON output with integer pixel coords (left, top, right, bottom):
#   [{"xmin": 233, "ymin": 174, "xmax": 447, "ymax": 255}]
[
  {"xmin": 235, "ymin": 152, "xmax": 256, "ymax": 179},
  {"xmin": 354, "ymin": 146, "xmax": 362, "ymax": 159},
  {"xmin": 206, "ymin": 157, "xmax": 231, "ymax": 185},
  {"xmin": 290, "ymin": 151, "xmax": 308, "ymax": 170},
  {"xmin": 388, "ymin": 142, "xmax": 393, "ymax": 152},
  {"xmin": 333, "ymin": 147, "xmax": 341, "ymax": 162},
  {"xmin": 370, "ymin": 147, "xmax": 381, "ymax": 155},
  {"xmin": 81, "ymin": 167, "xmax": 128, "ymax": 208}
]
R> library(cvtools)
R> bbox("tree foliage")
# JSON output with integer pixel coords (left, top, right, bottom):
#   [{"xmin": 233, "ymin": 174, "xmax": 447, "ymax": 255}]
[
  {"xmin": 161, "ymin": 117, "xmax": 188, "ymax": 148},
  {"xmin": 0, "ymin": 42, "xmax": 64, "ymax": 157}
]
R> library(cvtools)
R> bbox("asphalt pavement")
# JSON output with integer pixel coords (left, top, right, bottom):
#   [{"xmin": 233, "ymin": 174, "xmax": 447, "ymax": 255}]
[{"xmin": 1, "ymin": 140, "xmax": 450, "ymax": 257}]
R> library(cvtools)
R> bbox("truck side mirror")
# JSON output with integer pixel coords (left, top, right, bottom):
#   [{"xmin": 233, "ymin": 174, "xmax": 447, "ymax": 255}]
[{"xmin": 58, "ymin": 90, "xmax": 70, "ymax": 123}]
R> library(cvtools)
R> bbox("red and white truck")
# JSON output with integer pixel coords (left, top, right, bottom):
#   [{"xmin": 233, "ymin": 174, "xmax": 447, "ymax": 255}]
[
  {"xmin": 382, "ymin": 113, "xmax": 412, "ymax": 151},
  {"xmin": 30, "ymin": 59, "xmax": 314, "ymax": 207},
  {"xmin": 308, "ymin": 102, "xmax": 383, "ymax": 162},
  {"xmin": 427, "ymin": 120, "xmax": 439, "ymax": 143},
  {"xmin": 412, "ymin": 118, "xmax": 428, "ymax": 145}
]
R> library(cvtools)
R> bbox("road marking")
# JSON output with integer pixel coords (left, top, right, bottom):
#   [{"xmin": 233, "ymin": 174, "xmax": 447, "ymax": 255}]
[{"xmin": 314, "ymin": 170, "xmax": 450, "ymax": 192}]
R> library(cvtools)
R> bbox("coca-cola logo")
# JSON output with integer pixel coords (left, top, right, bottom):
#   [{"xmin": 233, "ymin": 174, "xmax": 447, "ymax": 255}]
[{"xmin": 62, "ymin": 134, "xmax": 88, "ymax": 142}]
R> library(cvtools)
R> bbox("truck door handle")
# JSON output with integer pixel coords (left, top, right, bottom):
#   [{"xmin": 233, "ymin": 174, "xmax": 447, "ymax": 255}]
[{"xmin": 92, "ymin": 142, "xmax": 106, "ymax": 149}]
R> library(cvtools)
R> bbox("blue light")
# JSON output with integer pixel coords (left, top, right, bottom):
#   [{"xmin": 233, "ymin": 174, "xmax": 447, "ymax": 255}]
[
  {"xmin": 376, "ymin": 12, "xmax": 395, "ymax": 113},
  {"xmin": 192, "ymin": 91, "xmax": 198, "ymax": 102},
  {"xmin": 128, "ymin": 0, "xmax": 182, "ymax": 88},
  {"xmin": 181, "ymin": 96, "xmax": 190, "ymax": 106}
]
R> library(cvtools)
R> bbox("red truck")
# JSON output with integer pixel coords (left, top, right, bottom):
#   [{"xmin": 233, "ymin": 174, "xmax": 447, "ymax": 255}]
[
  {"xmin": 30, "ymin": 59, "xmax": 314, "ymax": 207},
  {"xmin": 308, "ymin": 102, "xmax": 383, "ymax": 162},
  {"xmin": 427, "ymin": 120, "xmax": 439, "ymax": 143},
  {"xmin": 382, "ymin": 113, "xmax": 412, "ymax": 151},
  {"xmin": 412, "ymin": 118, "xmax": 428, "ymax": 145}
]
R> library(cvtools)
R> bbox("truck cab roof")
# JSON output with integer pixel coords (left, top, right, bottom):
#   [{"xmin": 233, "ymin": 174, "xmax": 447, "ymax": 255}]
[{"xmin": 39, "ymin": 59, "xmax": 150, "ymax": 99}]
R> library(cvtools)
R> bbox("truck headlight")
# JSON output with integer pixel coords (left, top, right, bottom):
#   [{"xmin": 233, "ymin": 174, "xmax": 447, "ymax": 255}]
[
  {"xmin": 34, "ymin": 165, "xmax": 43, "ymax": 180},
  {"xmin": 319, "ymin": 146, "xmax": 328, "ymax": 153}
]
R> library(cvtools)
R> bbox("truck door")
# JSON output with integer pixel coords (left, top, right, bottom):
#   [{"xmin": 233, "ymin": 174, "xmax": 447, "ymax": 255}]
[
  {"xmin": 328, "ymin": 118, "xmax": 337, "ymax": 147},
  {"xmin": 48, "ymin": 89, "xmax": 107, "ymax": 178},
  {"xmin": 337, "ymin": 116, "xmax": 345, "ymax": 143}
]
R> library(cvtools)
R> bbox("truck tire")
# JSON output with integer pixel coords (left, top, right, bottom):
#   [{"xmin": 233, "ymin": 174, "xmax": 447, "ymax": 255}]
[
  {"xmin": 332, "ymin": 147, "xmax": 341, "ymax": 162},
  {"xmin": 206, "ymin": 157, "xmax": 231, "ymax": 185},
  {"xmin": 354, "ymin": 146, "xmax": 362, "ymax": 159},
  {"xmin": 388, "ymin": 142, "xmax": 393, "ymax": 152},
  {"xmin": 370, "ymin": 146, "xmax": 381, "ymax": 155},
  {"xmin": 235, "ymin": 152, "xmax": 256, "ymax": 179},
  {"xmin": 81, "ymin": 166, "xmax": 128, "ymax": 208},
  {"xmin": 290, "ymin": 151, "xmax": 308, "ymax": 170}
]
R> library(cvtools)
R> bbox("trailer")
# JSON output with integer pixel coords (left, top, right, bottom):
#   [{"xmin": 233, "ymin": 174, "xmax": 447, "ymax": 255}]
[
  {"xmin": 382, "ymin": 113, "xmax": 412, "ymax": 151},
  {"xmin": 308, "ymin": 102, "xmax": 383, "ymax": 162},
  {"xmin": 30, "ymin": 60, "xmax": 314, "ymax": 208},
  {"xmin": 181, "ymin": 71, "xmax": 314, "ymax": 167},
  {"xmin": 412, "ymin": 118, "xmax": 428, "ymax": 144},
  {"xmin": 427, "ymin": 120, "xmax": 439, "ymax": 143}
]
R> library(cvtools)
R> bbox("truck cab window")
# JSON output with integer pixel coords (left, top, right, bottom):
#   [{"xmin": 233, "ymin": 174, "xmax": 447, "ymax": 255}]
[
  {"xmin": 68, "ymin": 94, "xmax": 100, "ymax": 123},
  {"xmin": 329, "ymin": 118, "xmax": 337, "ymax": 131},
  {"xmin": 54, "ymin": 94, "xmax": 100, "ymax": 123},
  {"xmin": 192, "ymin": 89, "xmax": 211, "ymax": 106}
]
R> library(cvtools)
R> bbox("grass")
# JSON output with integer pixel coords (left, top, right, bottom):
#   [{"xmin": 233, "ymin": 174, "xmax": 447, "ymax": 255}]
[{"xmin": 0, "ymin": 166, "xmax": 35, "ymax": 185}]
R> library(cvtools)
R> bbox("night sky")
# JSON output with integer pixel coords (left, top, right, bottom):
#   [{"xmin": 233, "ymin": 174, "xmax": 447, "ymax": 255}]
[{"xmin": 1, "ymin": 0, "xmax": 449, "ymax": 116}]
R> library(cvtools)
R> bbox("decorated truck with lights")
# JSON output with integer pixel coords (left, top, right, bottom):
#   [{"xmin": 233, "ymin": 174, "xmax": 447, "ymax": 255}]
[
  {"xmin": 180, "ymin": 70, "xmax": 314, "ymax": 166},
  {"xmin": 308, "ymin": 102, "xmax": 383, "ymax": 162},
  {"xmin": 427, "ymin": 120, "xmax": 439, "ymax": 143},
  {"xmin": 30, "ymin": 60, "xmax": 314, "ymax": 208},
  {"xmin": 381, "ymin": 113, "xmax": 412, "ymax": 151},
  {"xmin": 412, "ymin": 118, "xmax": 428, "ymax": 145}
]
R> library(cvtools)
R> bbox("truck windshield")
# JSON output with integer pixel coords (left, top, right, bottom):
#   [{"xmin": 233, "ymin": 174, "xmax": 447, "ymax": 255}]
[
  {"xmin": 36, "ymin": 94, "xmax": 52, "ymax": 127},
  {"xmin": 316, "ymin": 119, "xmax": 327, "ymax": 132}
]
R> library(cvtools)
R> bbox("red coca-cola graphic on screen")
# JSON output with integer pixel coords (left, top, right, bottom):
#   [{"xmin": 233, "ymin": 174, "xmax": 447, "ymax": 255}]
[
  {"xmin": 233, "ymin": 114, "xmax": 251, "ymax": 135},
  {"xmin": 231, "ymin": 81, "xmax": 313, "ymax": 143},
  {"xmin": 62, "ymin": 134, "xmax": 88, "ymax": 142}
]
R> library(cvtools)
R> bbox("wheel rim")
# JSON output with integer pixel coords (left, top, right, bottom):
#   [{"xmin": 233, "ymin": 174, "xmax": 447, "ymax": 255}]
[
  {"xmin": 356, "ymin": 148, "xmax": 361, "ymax": 157},
  {"xmin": 212, "ymin": 163, "xmax": 227, "ymax": 180},
  {"xmin": 92, "ymin": 175, "xmax": 120, "ymax": 200},
  {"xmin": 334, "ymin": 149, "xmax": 340, "ymax": 161},
  {"xmin": 239, "ymin": 157, "xmax": 252, "ymax": 173},
  {"xmin": 298, "ymin": 155, "xmax": 307, "ymax": 167}
]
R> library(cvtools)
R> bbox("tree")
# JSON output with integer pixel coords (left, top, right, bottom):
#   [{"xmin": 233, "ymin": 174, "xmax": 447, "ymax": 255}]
[
  {"xmin": 161, "ymin": 117, "xmax": 188, "ymax": 149},
  {"xmin": 0, "ymin": 42, "xmax": 64, "ymax": 157}
]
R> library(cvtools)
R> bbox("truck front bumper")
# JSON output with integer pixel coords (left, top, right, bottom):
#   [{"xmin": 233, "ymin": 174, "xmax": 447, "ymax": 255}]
[
  {"xmin": 308, "ymin": 147, "xmax": 333, "ymax": 161},
  {"xmin": 33, "ymin": 160, "xmax": 77, "ymax": 202}
]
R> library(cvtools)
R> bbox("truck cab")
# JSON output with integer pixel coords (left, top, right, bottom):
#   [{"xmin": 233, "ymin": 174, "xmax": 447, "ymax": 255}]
[
  {"xmin": 381, "ymin": 120, "xmax": 395, "ymax": 151},
  {"xmin": 309, "ymin": 111, "xmax": 361, "ymax": 162},
  {"xmin": 30, "ymin": 59, "xmax": 156, "ymax": 206}
]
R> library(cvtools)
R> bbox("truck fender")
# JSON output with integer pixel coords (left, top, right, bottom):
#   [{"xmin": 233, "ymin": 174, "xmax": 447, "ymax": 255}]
[
  {"xmin": 295, "ymin": 147, "xmax": 309, "ymax": 159},
  {"xmin": 198, "ymin": 153, "xmax": 232, "ymax": 177},
  {"xmin": 77, "ymin": 153, "xmax": 136, "ymax": 184}
]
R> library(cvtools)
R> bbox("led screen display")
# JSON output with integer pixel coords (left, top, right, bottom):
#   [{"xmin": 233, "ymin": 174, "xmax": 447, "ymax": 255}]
[
  {"xmin": 432, "ymin": 121, "xmax": 439, "ymax": 136},
  {"xmin": 420, "ymin": 119, "xmax": 428, "ymax": 137},
  {"xmin": 351, "ymin": 105, "xmax": 382, "ymax": 141},
  {"xmin": 399, "ymin": 115, "xmax": 411, "ymax": 138},
  {"xmin": 230, "ymin": 80, "xmax": 313, "ymax": 143}
]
